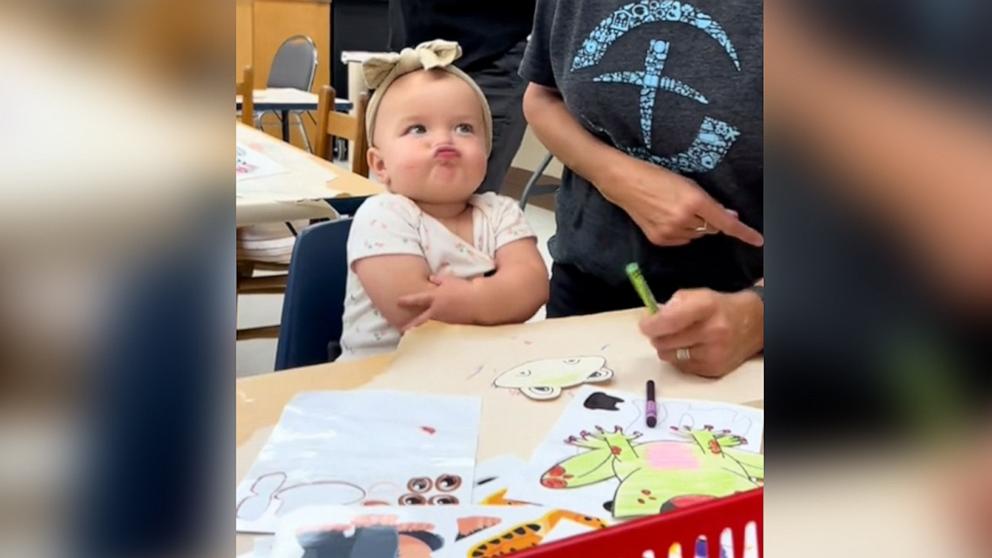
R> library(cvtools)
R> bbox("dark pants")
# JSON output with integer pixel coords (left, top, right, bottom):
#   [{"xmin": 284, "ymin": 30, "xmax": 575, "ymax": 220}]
[
  {"xmin": 469, "ymin": 40, "xmax": 529, "ymax": 194},
  {"xmin": 547, "ymin": 262, "xmax": 682, "ymax": 318}
]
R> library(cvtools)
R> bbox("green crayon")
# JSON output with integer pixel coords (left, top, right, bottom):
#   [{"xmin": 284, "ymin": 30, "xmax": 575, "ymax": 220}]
[{"xmin": 625, "ymin": 262, "xmax": 658, "ymax": 314}]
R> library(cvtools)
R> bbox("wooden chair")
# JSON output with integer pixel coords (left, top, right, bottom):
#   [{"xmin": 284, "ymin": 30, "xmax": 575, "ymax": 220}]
[
  {"xmin": 314, "ymin": 85, "xmax": 370, "ymax": 177},
  {"xmin": 236, "ymin": 85, "xmax": 370, "ymax": 342},
  {"xmin": 236, "ymin": 65, "xmax": 254, "ymax": 126}
]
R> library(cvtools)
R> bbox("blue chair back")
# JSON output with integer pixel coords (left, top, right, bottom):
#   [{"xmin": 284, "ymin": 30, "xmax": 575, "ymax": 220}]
[
  {"xmin": 327, "ymin": 196, "xmax": 370, "ymax": 217},
  {"xmin": 274, "ymin": 218, "xmax": 352, "ymax": 370}
]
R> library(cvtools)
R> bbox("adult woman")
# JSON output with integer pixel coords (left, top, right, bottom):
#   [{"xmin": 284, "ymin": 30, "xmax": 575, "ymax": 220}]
[{"xmin": 520, "ymin": 0, "xmax": 764, "ymax": 377}]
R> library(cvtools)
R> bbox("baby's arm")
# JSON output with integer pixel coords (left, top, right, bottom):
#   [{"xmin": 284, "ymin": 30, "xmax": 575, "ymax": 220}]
[
  {"xmin": 382, "ymin": 196, "xmax": 548, "ymax": 329},
  {"xmin": 353, "ymin": 255, "xmax": 436, "ymax": 330},
  {"xmin": 468, "ymin": 238, "xmax": 549, "ymax": 325},
  {"xmin": 347, "ymin": 195, "xmax": 445, "ymax": 331},
  {"xmin": 393, "ymin": 239, "xmax": 547, "ymax": 330}
]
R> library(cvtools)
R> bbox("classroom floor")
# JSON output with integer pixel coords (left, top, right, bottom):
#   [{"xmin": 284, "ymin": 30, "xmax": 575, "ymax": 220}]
[{"xmin": 235, "ymin": 201, "xmax": 557, "ymax": 377}]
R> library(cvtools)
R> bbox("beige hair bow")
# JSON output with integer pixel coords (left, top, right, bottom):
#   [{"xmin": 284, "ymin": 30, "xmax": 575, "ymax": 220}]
[{"xmin": 363, "ymin": 39, "xmax": 493, "ymax": 153}]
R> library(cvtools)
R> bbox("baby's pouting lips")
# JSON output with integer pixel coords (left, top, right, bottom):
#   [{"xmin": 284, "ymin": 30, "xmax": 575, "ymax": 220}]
[{"xmin": 433, "ymin": 146, "xmax": 461, "ymax": 161}]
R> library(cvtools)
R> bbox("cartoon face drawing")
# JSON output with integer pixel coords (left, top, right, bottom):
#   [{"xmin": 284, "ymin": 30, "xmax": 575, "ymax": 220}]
[{"xmin": 492, "ymin": 356, "xmax": 614, "ymax": 400}]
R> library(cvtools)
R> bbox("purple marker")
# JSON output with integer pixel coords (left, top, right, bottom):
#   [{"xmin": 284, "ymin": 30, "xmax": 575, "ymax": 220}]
[{"xmin": 646, "ymin": 380, "xmax": 657, "ymax": 427}]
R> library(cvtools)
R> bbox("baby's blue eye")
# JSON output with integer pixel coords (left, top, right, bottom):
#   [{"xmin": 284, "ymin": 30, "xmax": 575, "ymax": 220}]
[
  {"xmin": 406, "ymin": 124, "xmax": 427, "ymax": 136},
  {"xmin": 454, "ymin": 123, "xmax": 474, "ymax": 135}
]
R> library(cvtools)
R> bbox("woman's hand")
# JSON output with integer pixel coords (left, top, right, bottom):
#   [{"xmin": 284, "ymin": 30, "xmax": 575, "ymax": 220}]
[
  {"xmin": 639, "ymin": 288, "xmax": 764, "ymax": 377},
  {"xmin": 524, "ymin": 84, "xmax": 762, "ymax": 248},
  {"xmin": 596, "ymin": 153, "xmax": 764, "ymax": 247}
]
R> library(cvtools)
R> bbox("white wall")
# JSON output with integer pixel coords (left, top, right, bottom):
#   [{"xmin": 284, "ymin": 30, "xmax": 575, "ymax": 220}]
[{"xmin": 511, "ymin": 126, "xmax": 563, "ymax": 179}]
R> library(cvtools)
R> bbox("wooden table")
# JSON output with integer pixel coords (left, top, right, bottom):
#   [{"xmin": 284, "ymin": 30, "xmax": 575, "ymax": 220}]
[
  {"xmin": 236, "ymin": 122, "xmax": 382, "ymax": 226},
  {"xmin": 236, "ymin": 88, "xmax": 352, "ymax": 142},
  {"xmin": 236, "ymin": 314, "xmax": 765, "ymax": 555}
]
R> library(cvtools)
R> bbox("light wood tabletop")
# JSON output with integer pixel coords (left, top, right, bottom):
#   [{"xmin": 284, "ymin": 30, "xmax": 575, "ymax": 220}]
[
  {"xmin": 235, "ymin": 312, "xmax": 764, "ymax": 554},
  {"xmin": 235, "ymin": 122, "xmax": 382, "ymax": 226}
]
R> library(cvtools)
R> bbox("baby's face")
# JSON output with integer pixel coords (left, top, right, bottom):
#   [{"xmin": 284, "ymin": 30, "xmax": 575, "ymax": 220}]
[{"xmin": 368, "ymin": 70, "xmax": 487, "ymax": 204}]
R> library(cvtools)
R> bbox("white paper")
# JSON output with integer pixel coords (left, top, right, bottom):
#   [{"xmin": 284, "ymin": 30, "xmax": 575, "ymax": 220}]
[
  {"xmin": 235, "ymin": 138, "xmax": 340, "ymax": 203},
  {"xmin": 253, "ymin": 88, "xmax": 317, "ymax": 105},
  {"xmin": 237, "ymin": 143, "xmax": 287, "ymax": 182},
  {"xmin": 506, "ymin": 387, "xmax": 764, "ymax": 520},
  {"xmin": 237, "ymin": 536, "xmax": 274, "ymax": 558},
  {"xmin": 471, "ymin": 455, "xmax": 528, "ymax": 504},
  {"xmin": 534, "ymin": 387, "xmax": 763, "ymax": 460},
  {"xmin": 267, "ymin": 505, "xmax": 609, "ymax": 558},
  {"xmin": 236, "ymin": 391, "xmax": 482, "ymax": 533}
]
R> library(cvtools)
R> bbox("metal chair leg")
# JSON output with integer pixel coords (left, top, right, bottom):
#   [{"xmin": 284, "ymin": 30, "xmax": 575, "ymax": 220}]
[
  {"xmin": 519, "ymin": 153, "xmax": 555, "ymax": 210},
  {"xmin": 254, "ymin": 110, "xmax": 270, "ymax": 129},
  {"xmin": 293, "ymin": 111, "xmax": 313, "ymax": 153}
]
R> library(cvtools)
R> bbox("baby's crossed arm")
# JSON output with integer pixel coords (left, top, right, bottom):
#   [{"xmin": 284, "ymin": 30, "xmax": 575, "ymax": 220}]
[
  {"xmin": 355, "ymin": 238, "xmax": 548, "ymax": 331},
  {"xmin": 395, "ymin": 237, "xmax": 549, "ymax": 329},
  {"xmin": 353, "ymin": 254, "xmax": 439, "ymax": 330},
  {"xmin": 467, "ymin": 237, "xmax": 549, "ymax": 325}
]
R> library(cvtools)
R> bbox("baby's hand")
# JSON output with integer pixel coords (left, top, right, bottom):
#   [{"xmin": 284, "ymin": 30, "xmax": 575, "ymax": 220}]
[{"xmin": 397, "ymin": 275, "xmax": 479, "ymax": 331}]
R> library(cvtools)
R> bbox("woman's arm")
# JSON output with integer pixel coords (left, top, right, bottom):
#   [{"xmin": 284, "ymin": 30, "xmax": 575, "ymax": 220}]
[
  {"xmin": 521, "ymin": 83, "xmax": 627, "ymax": 193},
  {"xmin": 522, "ymin": 83, "xmax": 762, "ymax": 247}
]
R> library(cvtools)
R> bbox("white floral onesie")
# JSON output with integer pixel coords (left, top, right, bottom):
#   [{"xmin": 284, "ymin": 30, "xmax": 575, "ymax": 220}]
[{"xmin": 338, "ymin": 192, "xmax": 536, "ymax": 360}]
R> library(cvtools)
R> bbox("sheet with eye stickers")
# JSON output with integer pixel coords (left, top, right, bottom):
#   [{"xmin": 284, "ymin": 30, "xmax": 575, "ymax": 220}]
[{"xmin": 236, "ymin": 391, "xmax": 481, "ymax": 533}]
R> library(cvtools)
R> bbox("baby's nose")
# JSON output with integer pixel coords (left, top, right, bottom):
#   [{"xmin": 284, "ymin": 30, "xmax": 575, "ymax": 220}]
[{"xmin": 431, "ymin": 129, "xmax": 454, "ymax": 144}]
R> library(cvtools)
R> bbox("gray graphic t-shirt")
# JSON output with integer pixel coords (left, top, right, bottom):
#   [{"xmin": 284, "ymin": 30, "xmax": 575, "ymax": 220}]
[{"xmin": 520, "ymin": 0, "xmax": 763, "ymax": 291}]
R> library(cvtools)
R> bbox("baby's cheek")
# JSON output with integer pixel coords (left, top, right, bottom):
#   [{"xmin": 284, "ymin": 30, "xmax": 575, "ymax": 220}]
[
  {"xmin": 389, "ymin": 155, "xmax": 429, "ymax": 187},
  {"xmin": 397, "ymin": 157, "xmax": 426, "ymax": 174},
  {"xmin": 465, "ymin": 147, "xmax": 488, "ymax": 175}
]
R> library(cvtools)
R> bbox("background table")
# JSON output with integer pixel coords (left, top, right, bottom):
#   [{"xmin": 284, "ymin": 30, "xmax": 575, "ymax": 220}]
[
  {"xmin": 236, "ymin": 122, "xmax": 381, "ymax": 226},
  {"xmin": 236, "ymin": 88, "xmax": 353, "ymax": 142}
]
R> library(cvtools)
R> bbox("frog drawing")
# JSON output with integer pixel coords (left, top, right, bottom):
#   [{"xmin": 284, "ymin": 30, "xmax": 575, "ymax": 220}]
[
  {"xmin": 492, "ymin": 356, "xmax": 614, "ymax": 400},
  {"xmin": 540, "ymin": 425, "xmax": 764, "ymax": 518}
]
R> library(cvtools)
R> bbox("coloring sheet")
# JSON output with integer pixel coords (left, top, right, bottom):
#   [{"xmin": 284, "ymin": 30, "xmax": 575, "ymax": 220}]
[
  {"xmin": 265, "ymin": 505, "xmax": 609, "ymax": 558},
  {"xmin": 363, "ymin": 310, "xmax": 763, "ymax": 463},
  {"xmin": 237, "ymin": 142, "xmax": 287, "ymax": 182},
  {"xmin": 471, "ymin": 455, "xmax": 530, "ymax": 505},
  {"xmin": 506, "ymin": 387, "xmax": 763, "ymax": 520},
  {"xmin": 236, "ymin": 391, "xmax": 482, "ymax": 533}
]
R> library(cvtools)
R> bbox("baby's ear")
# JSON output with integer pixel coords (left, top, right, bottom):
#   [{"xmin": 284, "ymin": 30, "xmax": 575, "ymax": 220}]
[{"xmin": 367, "ymin": 147, "xmax": 389, "ymax": 184}]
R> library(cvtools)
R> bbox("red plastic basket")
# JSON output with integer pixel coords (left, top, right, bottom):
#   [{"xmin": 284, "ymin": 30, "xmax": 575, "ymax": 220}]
[{"xmin": 512, "ymin": 488, "xmax": 762, "ymax": 558}]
